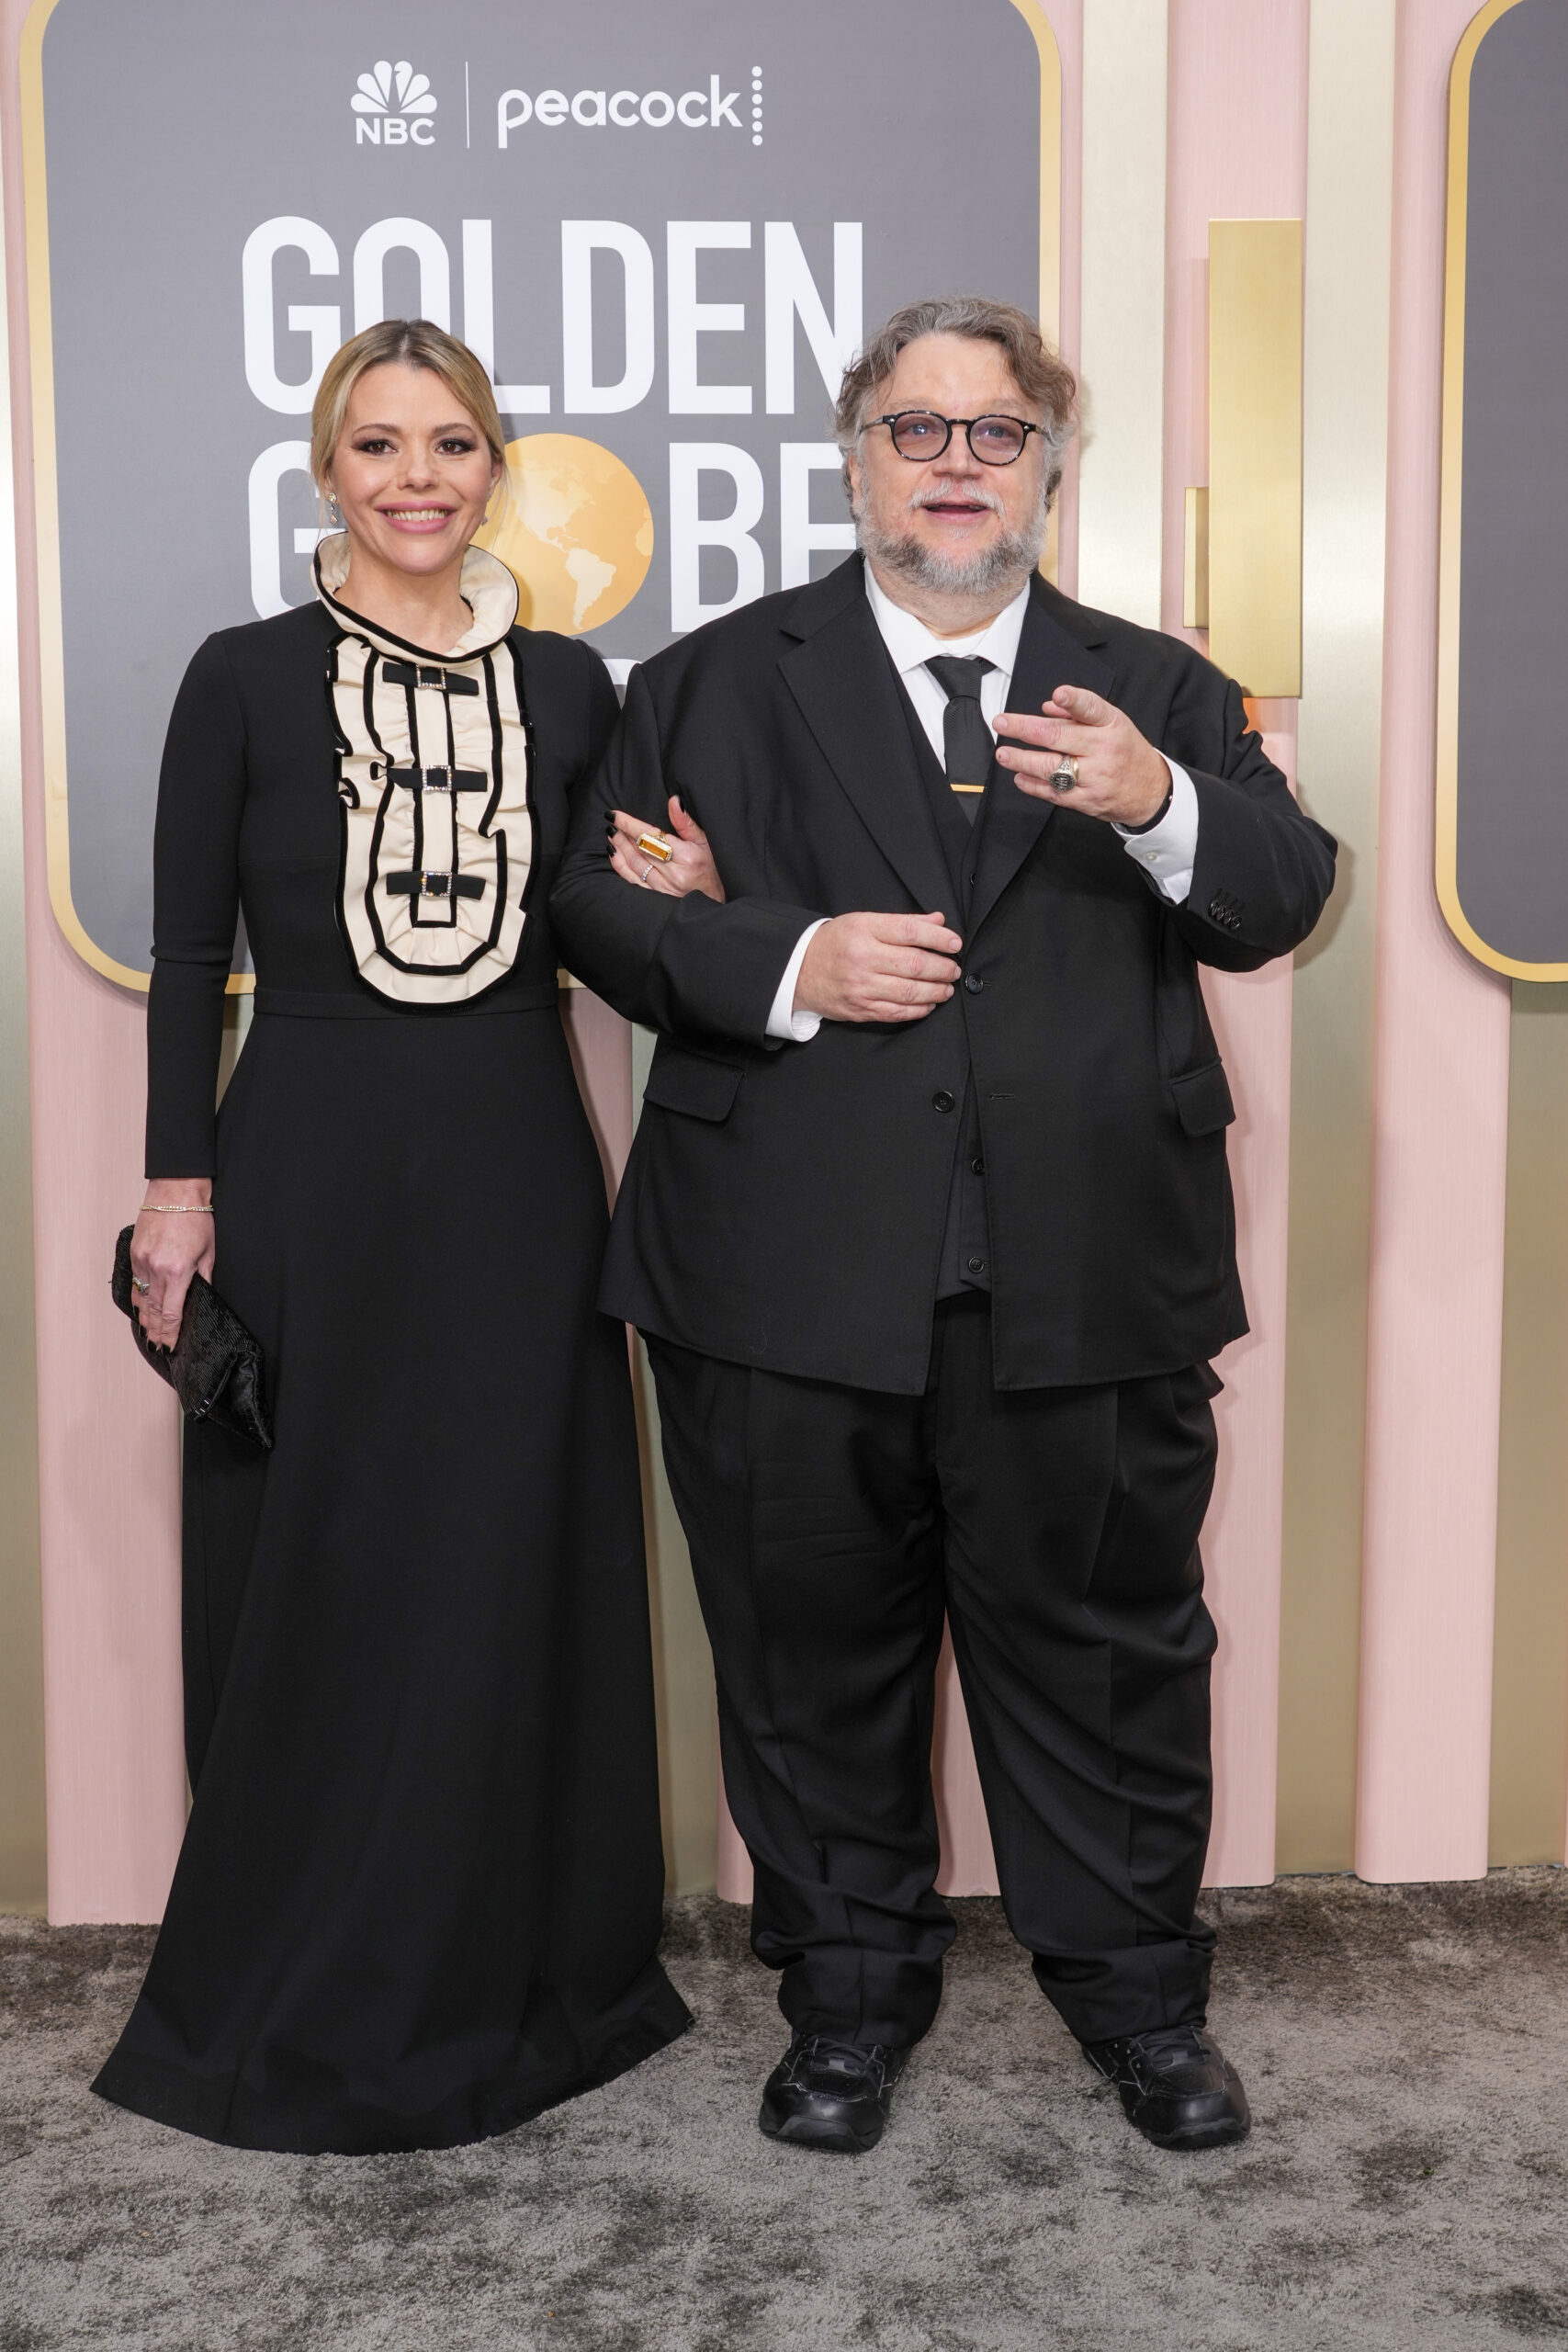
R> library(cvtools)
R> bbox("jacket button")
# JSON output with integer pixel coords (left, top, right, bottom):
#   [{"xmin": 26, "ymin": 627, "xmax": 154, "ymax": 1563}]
[
  {"xmin": 971, "ymin": 1157, "xmax": 986, "ymax": 1176},
  {"xmin": 967, "ymin": 1256, "xmax": 987, "ymax": 1275},
  {"xmin": 931, "ymin": 1090, "xmax": 955, "ymax": 1113},
  {"xmin": 964, "ymin": 974, "xmax": 985, "ymax": 994}
]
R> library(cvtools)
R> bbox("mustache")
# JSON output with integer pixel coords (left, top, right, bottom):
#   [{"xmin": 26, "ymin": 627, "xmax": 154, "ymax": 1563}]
[
  {"xmin": 851, "ymin": 465, "xmax": 1049, "ymax": 598},
  {"xmin": 904, "ymin": 476, "xmax": 1007, "ymax": 515}
]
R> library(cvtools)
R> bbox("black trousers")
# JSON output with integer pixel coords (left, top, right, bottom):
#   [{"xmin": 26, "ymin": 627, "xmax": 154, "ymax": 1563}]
[{"xmin": 648, "ymin": 1295, "xmax": 1221, "ymax": 2050}]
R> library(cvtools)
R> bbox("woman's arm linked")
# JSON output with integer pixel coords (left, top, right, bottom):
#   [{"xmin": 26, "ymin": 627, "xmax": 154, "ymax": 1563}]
[{"xmin": 605, "ymin": 797, "xmax": 725, "ymax": 903}]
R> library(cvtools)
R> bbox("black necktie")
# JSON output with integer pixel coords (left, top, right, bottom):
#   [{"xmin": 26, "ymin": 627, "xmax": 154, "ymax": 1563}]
[{"xmin": 924, "ymin": 656, "xmax": 996, "ymax": 826}]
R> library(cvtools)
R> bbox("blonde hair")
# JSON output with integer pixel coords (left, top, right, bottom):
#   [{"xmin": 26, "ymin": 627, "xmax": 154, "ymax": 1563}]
[{"xmin": 311, "ymin": 318, "xmax": 507, "ymax": 510}]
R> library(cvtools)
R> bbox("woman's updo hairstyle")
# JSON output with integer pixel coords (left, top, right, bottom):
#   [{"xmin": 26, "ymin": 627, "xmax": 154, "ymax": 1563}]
[{"xmin": 310, "ymin": 319, "xmax": 508, "ymax": 507}]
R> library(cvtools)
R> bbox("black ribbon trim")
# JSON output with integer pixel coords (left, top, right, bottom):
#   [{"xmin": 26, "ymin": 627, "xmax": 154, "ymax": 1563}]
[
  {"xmin": 382, "ymin": 661, "xmax": 482, "ymax": 695},
  {"xmin": 385, "ymin": 871, "xmax": 486, "ymax": 900},
  {"xmin": 387, "ymin": 764, "xmax": 490, "ymax": 793}
]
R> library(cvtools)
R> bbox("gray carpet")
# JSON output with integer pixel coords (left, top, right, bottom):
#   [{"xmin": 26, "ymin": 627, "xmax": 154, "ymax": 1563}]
[{"xmin": 3, "ymin": 1875, "xmax": 1568, "ymax": 2350}]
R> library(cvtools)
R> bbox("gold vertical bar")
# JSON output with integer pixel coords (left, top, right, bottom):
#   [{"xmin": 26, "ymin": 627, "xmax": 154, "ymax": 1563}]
[
  {"xmin": 1183, "ymin": 486, "xmax": 1209, "ymax": 628},
  {"xmin": 1276, "ymin": 0, "xmax": 1393, "ymax": 1875},
  {"xmin": 1207, "ymin": 219, "xmax": 1303, "ymax": 696},
  {"xmin": 1490, "ymin": 981, "xmax": 1568, "ymax": 1863},
  {"xmin": 1007, "ymin": 0, "xmax": 1064, "ymax": 581}
]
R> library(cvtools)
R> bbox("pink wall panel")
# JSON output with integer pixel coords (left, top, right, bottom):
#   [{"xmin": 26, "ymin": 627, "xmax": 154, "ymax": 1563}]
[
  {"xmin": 1165, "ymin": 0, "xmax": 1309, "ymax": 1887},
  {"xmin": 2, "ymin": 0, "xmax": 186, "ymax": 1924},
  {"xmin": 931, "ymin": 1629, "xmax": 1000, "ymax": 1896},
  {"xmin": 716, "ymin": 1781, "xmax": 750, "ymax": 1906},
  {"xmin": 560, "ymin": 989, "xmax": 633, "ymax": 1197},
  {"xmin": 29, "ymin": 950, "xmax": 186, "ymax": 1926},
  {"xmin": 1355, "ymin": 0, "xmax": 1510, "ymax": 1883}
]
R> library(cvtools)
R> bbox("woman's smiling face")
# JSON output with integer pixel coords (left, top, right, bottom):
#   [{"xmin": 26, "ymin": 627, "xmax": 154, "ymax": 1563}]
[{"xmin": 326, "ymin": 361, "xmax": 502, "ymax": 582}]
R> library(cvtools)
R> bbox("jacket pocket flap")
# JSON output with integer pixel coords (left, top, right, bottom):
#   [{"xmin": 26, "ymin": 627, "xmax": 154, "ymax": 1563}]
[
  {"xmin": 1169, "ymin": 1058, "xmax": 1235, "ymax": 1136},
  {"xmin": 642, "ymin": 1046, "xmax": 744, "ymax": 1123}
]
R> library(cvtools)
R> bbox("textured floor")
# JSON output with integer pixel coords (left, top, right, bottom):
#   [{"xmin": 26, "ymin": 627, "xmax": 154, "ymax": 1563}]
[{"xmin": 4, "ymin": 1875, "xmax": 1568, "ymax": 2350}]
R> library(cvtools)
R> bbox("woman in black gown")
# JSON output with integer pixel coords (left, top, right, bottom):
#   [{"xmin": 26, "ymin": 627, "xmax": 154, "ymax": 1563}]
[{"xmin": 94, "ymin": 319, "xmax": 690, "ymax": 2154}]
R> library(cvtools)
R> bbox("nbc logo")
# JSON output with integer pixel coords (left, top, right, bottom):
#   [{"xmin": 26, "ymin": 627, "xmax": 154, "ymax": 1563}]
[{"xmin": 353, "ymin": 60, "xmax": 437, "ymax": 147}]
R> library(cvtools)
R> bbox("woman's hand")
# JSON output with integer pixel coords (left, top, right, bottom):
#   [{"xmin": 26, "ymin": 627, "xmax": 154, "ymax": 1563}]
[
  {"xmin": 607, "ymin": 797, "xmax": 726, "ymax": 903},
  {"xmin": 130, "ymin": 1181, "xmax": 215, "ymax": 1350}
]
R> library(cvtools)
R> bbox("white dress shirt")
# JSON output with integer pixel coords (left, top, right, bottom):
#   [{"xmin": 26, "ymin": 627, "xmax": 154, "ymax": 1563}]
[{"xmin": 765, "ymin": 570, "xmax": 1201, "ymax": 1041}]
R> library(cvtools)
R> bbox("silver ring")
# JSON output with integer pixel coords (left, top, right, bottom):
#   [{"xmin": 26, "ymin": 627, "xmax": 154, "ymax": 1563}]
[
  {"xmin": 131, "ymin": 1276, "xmax": 151, "ymax": 1295},
  {"xmin": 1049, "ymin": 756, "xmax": 1078, "ymax": 791},
  {"xmin": 639, "ymin": 860, "xmax": 654, "ymax": 884}
]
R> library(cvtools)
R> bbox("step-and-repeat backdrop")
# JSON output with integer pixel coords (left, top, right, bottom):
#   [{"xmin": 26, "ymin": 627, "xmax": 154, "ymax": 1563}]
[{"xmin": 26, "ymin": 0, "xmax": 1056, "ymax": 985}]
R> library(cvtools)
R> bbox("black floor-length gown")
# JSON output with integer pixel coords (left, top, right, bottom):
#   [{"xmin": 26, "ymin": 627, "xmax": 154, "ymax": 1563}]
[{"xmin": 94, "ymin": 540, "xmax": 689, "ymax": 2154}]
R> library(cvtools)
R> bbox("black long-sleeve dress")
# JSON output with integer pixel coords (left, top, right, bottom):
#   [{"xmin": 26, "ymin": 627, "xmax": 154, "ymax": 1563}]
[{"xmin": 93, "ymin": 540, "xmax": 689, "ymax": 2154}]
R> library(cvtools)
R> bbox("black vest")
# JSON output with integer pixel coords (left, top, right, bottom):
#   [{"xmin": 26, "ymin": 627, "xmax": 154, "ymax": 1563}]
[{"xmin": 887, "ymin": 668, "xmax": 996, "ymax": 1301}]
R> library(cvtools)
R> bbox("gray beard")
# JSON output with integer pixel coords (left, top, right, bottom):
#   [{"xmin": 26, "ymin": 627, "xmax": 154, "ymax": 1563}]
[{"xmin": 852, "ymin": 481, "xmax": 1049, "ymax": 600}]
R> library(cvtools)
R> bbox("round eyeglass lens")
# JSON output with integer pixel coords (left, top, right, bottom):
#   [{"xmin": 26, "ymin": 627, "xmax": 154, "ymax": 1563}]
[
  {"xmin": 969, "ymin": 416, "xmax": 1029, "ymax": 464},
  {"xmin": 888, "ymin": 412, "xmax": 952, "ymax": 459}
]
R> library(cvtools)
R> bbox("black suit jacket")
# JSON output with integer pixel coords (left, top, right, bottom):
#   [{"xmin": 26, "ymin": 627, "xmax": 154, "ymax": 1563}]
[{"xmin": 552, "ymin": 556, "xmax": 1336, "ymax": 1393}]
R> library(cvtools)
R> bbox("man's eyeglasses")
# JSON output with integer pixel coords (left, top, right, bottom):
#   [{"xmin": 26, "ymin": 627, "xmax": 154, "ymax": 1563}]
[{"xmin": 869, "ymin": 411, "xmax": 1043, "ymax": 466}]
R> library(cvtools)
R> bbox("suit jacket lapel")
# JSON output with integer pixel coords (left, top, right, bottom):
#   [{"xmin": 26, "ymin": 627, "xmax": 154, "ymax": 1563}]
[
  {"xmin": 778, "ymin": 567, "xmax": 956, "ymax": 918},
  {"xmin": 967, "ymin": 581, "xmax": 1116, "ymax": 941}
]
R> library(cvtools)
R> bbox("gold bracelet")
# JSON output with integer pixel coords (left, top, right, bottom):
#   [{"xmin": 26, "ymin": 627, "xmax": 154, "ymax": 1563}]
[{"xmin": 143, "ymin": 1204, "xmax": 214, "ymax": 1214}]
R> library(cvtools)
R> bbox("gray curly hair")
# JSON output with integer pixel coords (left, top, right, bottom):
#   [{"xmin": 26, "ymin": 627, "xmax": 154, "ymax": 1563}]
[{"xmin": 834, "ymin": 295, "xmax": 1078, "ymax": 492}]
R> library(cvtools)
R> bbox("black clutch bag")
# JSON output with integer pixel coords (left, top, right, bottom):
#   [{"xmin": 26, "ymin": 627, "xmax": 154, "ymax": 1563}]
[{"xmin": 111, "ymin": 1226, "xmax": 274, "ymax": 1450}]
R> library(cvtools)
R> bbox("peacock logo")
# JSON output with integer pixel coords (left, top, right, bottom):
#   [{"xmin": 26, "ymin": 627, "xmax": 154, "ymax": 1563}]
[{"xmin": 352, "ymin": 60, "xmax": 437, "ymax": 147}]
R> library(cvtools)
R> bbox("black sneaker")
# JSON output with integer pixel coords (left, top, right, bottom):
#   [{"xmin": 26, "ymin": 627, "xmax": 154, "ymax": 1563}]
[
  {"xmin": 758, "ymin": 2034, "xmax": 909, "ymax": 2154},
  {"xmin": 1083, "ymin": 2023, "xmax": 1251, "ymax": 2151}
]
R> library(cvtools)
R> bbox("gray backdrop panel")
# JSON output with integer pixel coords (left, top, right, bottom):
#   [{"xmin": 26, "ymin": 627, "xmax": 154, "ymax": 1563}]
[
  {"xmin": 39, "ymin": 0, "xmax": 1042, "ymax": 978},
  {"xmin": 1455, "ymin": 0, "xmax": 1568, "ymax": 966}
]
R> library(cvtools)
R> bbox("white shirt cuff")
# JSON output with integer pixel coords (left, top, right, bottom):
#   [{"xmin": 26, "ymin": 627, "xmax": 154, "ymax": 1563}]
[
  {"xmin": 1114, "ymin": 761, "xmax": 1199, "ymax": 904},
  {"xmin": 765, "ymin": 919, "xmax": 829, "ymax": 1041}
]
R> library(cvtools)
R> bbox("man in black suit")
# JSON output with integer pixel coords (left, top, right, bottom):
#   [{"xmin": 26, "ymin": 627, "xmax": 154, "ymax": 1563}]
[{"xmin": 552, "ymin": 297, "xmax": 1335, "ymax": 2156}]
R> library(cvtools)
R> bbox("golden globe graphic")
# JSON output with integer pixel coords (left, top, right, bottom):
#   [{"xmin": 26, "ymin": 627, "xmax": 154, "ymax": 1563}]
[{"xmin": 476, "ymin": 435, "xmax": 654, "ymax": 637}]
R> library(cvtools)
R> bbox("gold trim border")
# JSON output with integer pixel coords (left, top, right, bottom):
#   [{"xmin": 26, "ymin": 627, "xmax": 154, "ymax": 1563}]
[
  {"xmin": 1007, "ymin": 0, "xmax": 1063, "ymax": 582},
  {"xmin": 1007, "ymin": 0, "xmax": 1062, "ymax": 350},
  {"xmin": 1434, "ymin": 0, "xmax": 1557, "ymax": 979},
  {"xmin": 22, "ymin": 0, "xmax": 1057, "ymax": 989}
]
